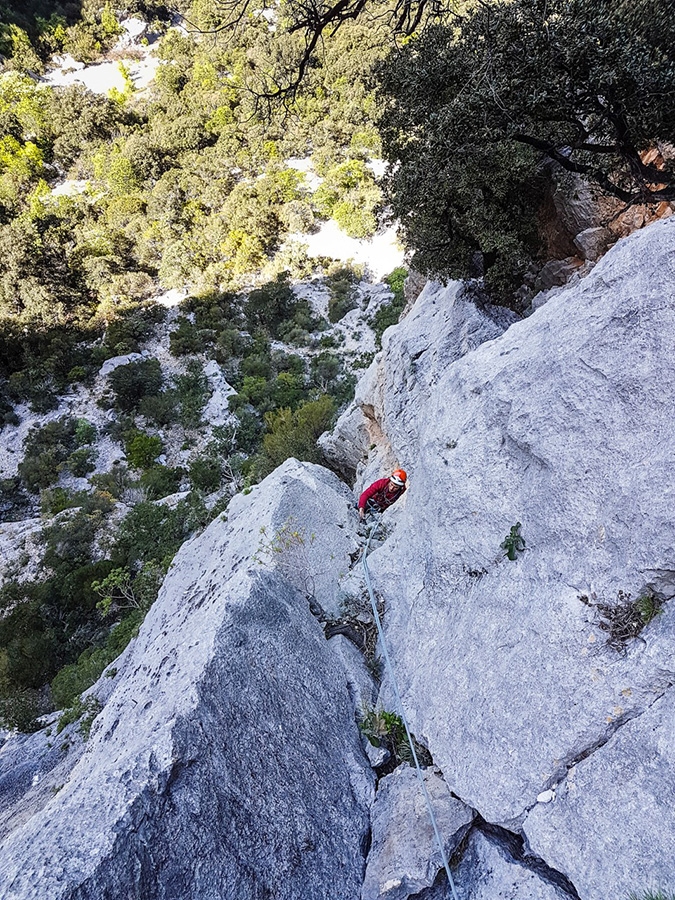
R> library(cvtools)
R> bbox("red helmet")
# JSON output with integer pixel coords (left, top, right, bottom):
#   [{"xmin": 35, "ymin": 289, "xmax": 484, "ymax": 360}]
[{"xmin": 390, "ymin": 469, "xmax": 407, "ymax": 486}]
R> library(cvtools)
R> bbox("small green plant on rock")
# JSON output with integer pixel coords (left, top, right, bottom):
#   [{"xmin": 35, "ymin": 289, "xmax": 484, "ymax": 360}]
[
  {"xmin": 501, "ymin": 522, "xmax": 525, "ymax": 561},
  {"xmin": 579, "ymin": 589, "xmax": 665, "ymax": 652},
  {"xmin": 359, "ymin": 706, "xmax": 433, "ymax": 767},
  {"xmin": 628, "ymin": 891, "xmax": 675, "ymax": 900},
  {"xmin": 255, "ymin": 517, "xmax": 316, "ymax": 597},
  {"xmin": 57, "ymin": 695, "xmax": 102, "ymax": 740}
]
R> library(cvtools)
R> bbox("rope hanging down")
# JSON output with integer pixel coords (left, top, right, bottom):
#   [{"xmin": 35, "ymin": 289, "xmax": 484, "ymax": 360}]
[{"xmin": 362, "ymin": 518, "xmax": 460, "ymax": 900}]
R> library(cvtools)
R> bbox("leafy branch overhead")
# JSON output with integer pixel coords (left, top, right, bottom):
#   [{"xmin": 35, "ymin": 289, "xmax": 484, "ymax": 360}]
[
  {"xmin": 377, "ymin": 0, "xmax": 675, "ymax": 297},
  {"xmin": 184, "ymin": 0, "xmax": 457, "ymax": 98}
]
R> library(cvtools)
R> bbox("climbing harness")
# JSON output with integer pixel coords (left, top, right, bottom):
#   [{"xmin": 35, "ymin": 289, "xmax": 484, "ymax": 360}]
[{"xmin": 362, "ymin": 518, "xmax": 460, "ymax": 900}]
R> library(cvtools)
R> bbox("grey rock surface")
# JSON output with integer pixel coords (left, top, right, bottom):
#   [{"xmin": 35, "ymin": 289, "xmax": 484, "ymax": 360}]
[
  {"xmin": 99, "ymin": 353, "xmax": 144, "ymax": 377},
  {"xmin": 453, "ymin": 830, "xmax": 574, "ymax": 900},
  {"xmin": 523, "ymin": 684, "xmax": 675, "ymax": 900},
  {"xmin": 362, "ymin": 766, "xmax": 473, "ymax": 900},
  {"xmin": 330, "ymin": 217, "xmax": 675, "ymax": 895},
  {"xmin": 572, "ymin": 226, "xmax": 613, "ymax": 262},
  {"xmin": 0, "ymin": 459, "xmax": 373, "ymax": 899}
]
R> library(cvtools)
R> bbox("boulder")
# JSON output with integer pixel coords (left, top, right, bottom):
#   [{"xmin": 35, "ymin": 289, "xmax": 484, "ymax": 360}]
[
  {"xmin": 98, "ymin": 353, "xmax": 144, "ymax": 377},
  {"xmin": 362, "ymin": 765, "xmax": 474, "ymax": 900},
  {"xmin": 533, "ymin": 256, "xmax": 584, "ymax": 292},
  {"xmin": 573, "ymin": 227, "xmax": 614, "ymax": 262},
  {"xmin": 0, "ymin": 459, "xmax": 373, "ymax": 899}
]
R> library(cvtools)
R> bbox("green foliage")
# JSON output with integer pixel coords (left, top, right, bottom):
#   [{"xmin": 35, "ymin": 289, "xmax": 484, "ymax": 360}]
[
  {"xmin": 314, "ymin": 159, "xmax": 380, "ymax": 238},
  {"xmin": 75, "ymin": 418, "xmax": 97, "ymax": 445},
  {"xmin": 124, "ymin": 429, "xmax": 163, "ymax": 470},
  {"xmin": 378, "ymin": 0, "xmax": 675, "ymax": 303},
  {"xmin": 174, "ymin": 360, "xmax": 209, "ymax": 429},
  {"xmin": 0, "ymin": 475, "xmax": 30, "ymax": 522},
  {"xmin": 56, "ymin": 695, "xmax": 101, "ymax": 738},
  {"xmin": 245, "ymin": 274, "xmax": 299, "ymax": 338},
  {"xmin": 112, "ymin": 498, "xmax": 193, "ymax": 569},
  {"xmin": 359, "ymin": 706, "xmax": 432, "ymax": 767},
  {"xmin": 371, "ymin": 267, "xmax": 407, "ymax": 348},
  {"xmin": 259, "ymin": 394, "xmax": 336, "ymax": 476},
  {"xmin": 108, "ymin": 359, "xmax": 163, "ymax": 413},
  {"xmin": 18, "ymin": 415, "xmax": 78, "ymax": 492},
  {"xmin": 66, "ymin": 445, "xmax": 97, "ymax": 477},
  {"xmin": 90, "ymin": 462, "xmax": 132, "ymax": 499},
  {"xmin": 501, "ymin": 522, "xmax": 525, "ymax": 561},
  {"xmin": 326, "ymin": 265, "xmax": 360, "ymax": 323},
  {"xmin": 140, "ymin": 464, "xmax": 184, "ymax": 500},
  {"xmin": 189, "ymin": 454, "xmax": 223, "ymax": 493}
]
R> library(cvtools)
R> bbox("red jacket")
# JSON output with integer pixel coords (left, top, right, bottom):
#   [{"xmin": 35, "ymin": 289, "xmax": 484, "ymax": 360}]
[{"xmin": 358, "ymin": 478, "xmax": 406, "ymax": 512}]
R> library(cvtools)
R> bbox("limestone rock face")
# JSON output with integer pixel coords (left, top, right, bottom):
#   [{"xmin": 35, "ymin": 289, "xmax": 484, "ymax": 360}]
[
  {"xmin": 453, "ymin": 830, "xmax": 574, "ymax": 900},
  {"xmin": 362, "ymin": 766, "xmax": 474, "ymax": 900},
  {"xmin": 324, "ymin": 280, "xmax": 517, "ymax": 490},
  {"xmin": 333, "ymin": 217, "xmax": 675, "ymax": 898},
  {"xmin": 0, "ymin": 459, "xmax": 373, "ymax": 900}
]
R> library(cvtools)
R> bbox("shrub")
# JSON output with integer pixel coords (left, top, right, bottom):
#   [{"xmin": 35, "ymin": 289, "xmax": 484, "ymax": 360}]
[
  {"xmin": 371, "ymin": 267, "xmax": 407, "ymax": 349},
  {"xmin": 112, "ymin": 501, "xmax": 188, "ymax": 569},
  {"xmin": 124, "ymin": 430, "xmax": 163, "ymax": 470},
  {"xmin": 244, "ymin": 274, "xmax": 298, "ymax": 338},
  {"xmin": 259, "ymin": 394, "xmax": 336, "ymax": 475},
  {"xmin": 174, "ymin": 361, "xmax": 210, "ymax": 429},
  {"xmin": 108, "ymin": 359, "xmax": 163, "ymax": 412},
  {"xmin": 18, "ymin": 416, "xmax": 78, "ymax": 492},
  {"xmin": 0, "ymin": 476, "xmax": 30, "ymax": 522},
  {"xmin": 169, "ymin": 316, "xmax": 208, "ymax": 356},
  {"xmin": 66, "ymin": 446, "xmax": 97, "ymax": 477},
  {"xmin": 326, "ymin": 265, "xmax": 360, "ymax": 323},
  {"xmin": 75, "ymin": 418, "xmax": 97, "ymax": 445},
  {"xmin": 90, "ymin": 463, "xmax": 132, "ymax": 499},
  {"xmin": 104, "ymin": 305, "xmax": 166, "ymax": 356},
  {"xmin": 138, "ymin": 391, "xmax": 178, "ymax": 427},
  {"xmin": 189, "ymin": 455, "xmax": 223, "ymax": 493},
  {"xmin": 140, "ymin": 465, "xmax": 184, "ymax": 500}
]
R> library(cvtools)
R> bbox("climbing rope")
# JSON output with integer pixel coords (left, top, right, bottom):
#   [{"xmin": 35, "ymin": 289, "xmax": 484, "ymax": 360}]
[{"xmin": 362, "ymin": 517, "xmax": 460, "ymax": 900}]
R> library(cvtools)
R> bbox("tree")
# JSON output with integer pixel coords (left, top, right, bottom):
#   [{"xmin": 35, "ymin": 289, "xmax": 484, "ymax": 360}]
[
  {"xmin": 377, "ymin": 0, "xmax": 675, "ymax": 299},
  {"xmin": 188, "ymin": 0, "xmax": 456, "ymax": 97}
]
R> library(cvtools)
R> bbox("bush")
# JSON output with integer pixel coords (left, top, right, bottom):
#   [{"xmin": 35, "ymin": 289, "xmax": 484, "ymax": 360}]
[
  {"xmin": 124, "ymin": 430, "xmax": 163, "ymax": 470},
  {"xmin": 108, "ymin": 359, "xmax": 163, "ymax": 413},
  {"xmin": 0, "ymin": 476, "xmax": 30, "ymax": 522},
  {"xmin": 66, "ymin": 446, "xmax": 97, "ymax": 477},
  {"xmin": 111, "ymin": 498, "xmax": 196, "ymax": 570},
  {"xmin": 18, "ymin": 416, "xmax": 78, "ymax": 492},
  {"xmin": 174, "ymin": 361, "xmax": 209, "ymax": 429},
  {"xmin": 75, "ymin": 418, "xmax": 97, "ymax": 445},
  {"xmin": 259, "ymin": 395, "xmax": 336, "ymax": 475},
  {"xmin": 138, "ymin": 391, "xmax": 178, "ymax": 427},
  {"xmin": 140, "ymin": 465, "xmax": 184, "ymax": 500},
  {"xmin": 104, "ymin": 306, "xmax": 166, "ymax": 356},
  {"xmin": 244, "ymin": 274, "xmax": 298, "ymax": 338},
  {"xmin": 90, "ymin": 463, "xmax": 132, "ymax": 499},
  {"xmin": 371, "ymin": 267, "xmax": 407, "ymax": 349},
  {"xmin": 189, "ymin": 455, "xmax": 223, "ymax": 493},
  {"xmin": 326, "ymin": 266, "xmax": 360, "ymax": 323},
  {"xmin": 169, "ymin": 316, "xmax": 208, "ymax": 357}
]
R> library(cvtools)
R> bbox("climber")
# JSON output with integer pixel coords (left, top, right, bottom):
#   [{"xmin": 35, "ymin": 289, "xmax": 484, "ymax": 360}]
[{"xmin": 358, "ymin": 469, "xmax": 407, "ymax": 520}]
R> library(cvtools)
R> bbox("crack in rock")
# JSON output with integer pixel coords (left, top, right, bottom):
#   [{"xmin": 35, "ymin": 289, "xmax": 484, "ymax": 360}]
[{"xmin": 474, "ymin": 817, "xmax": 581, "ymax": 899}]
